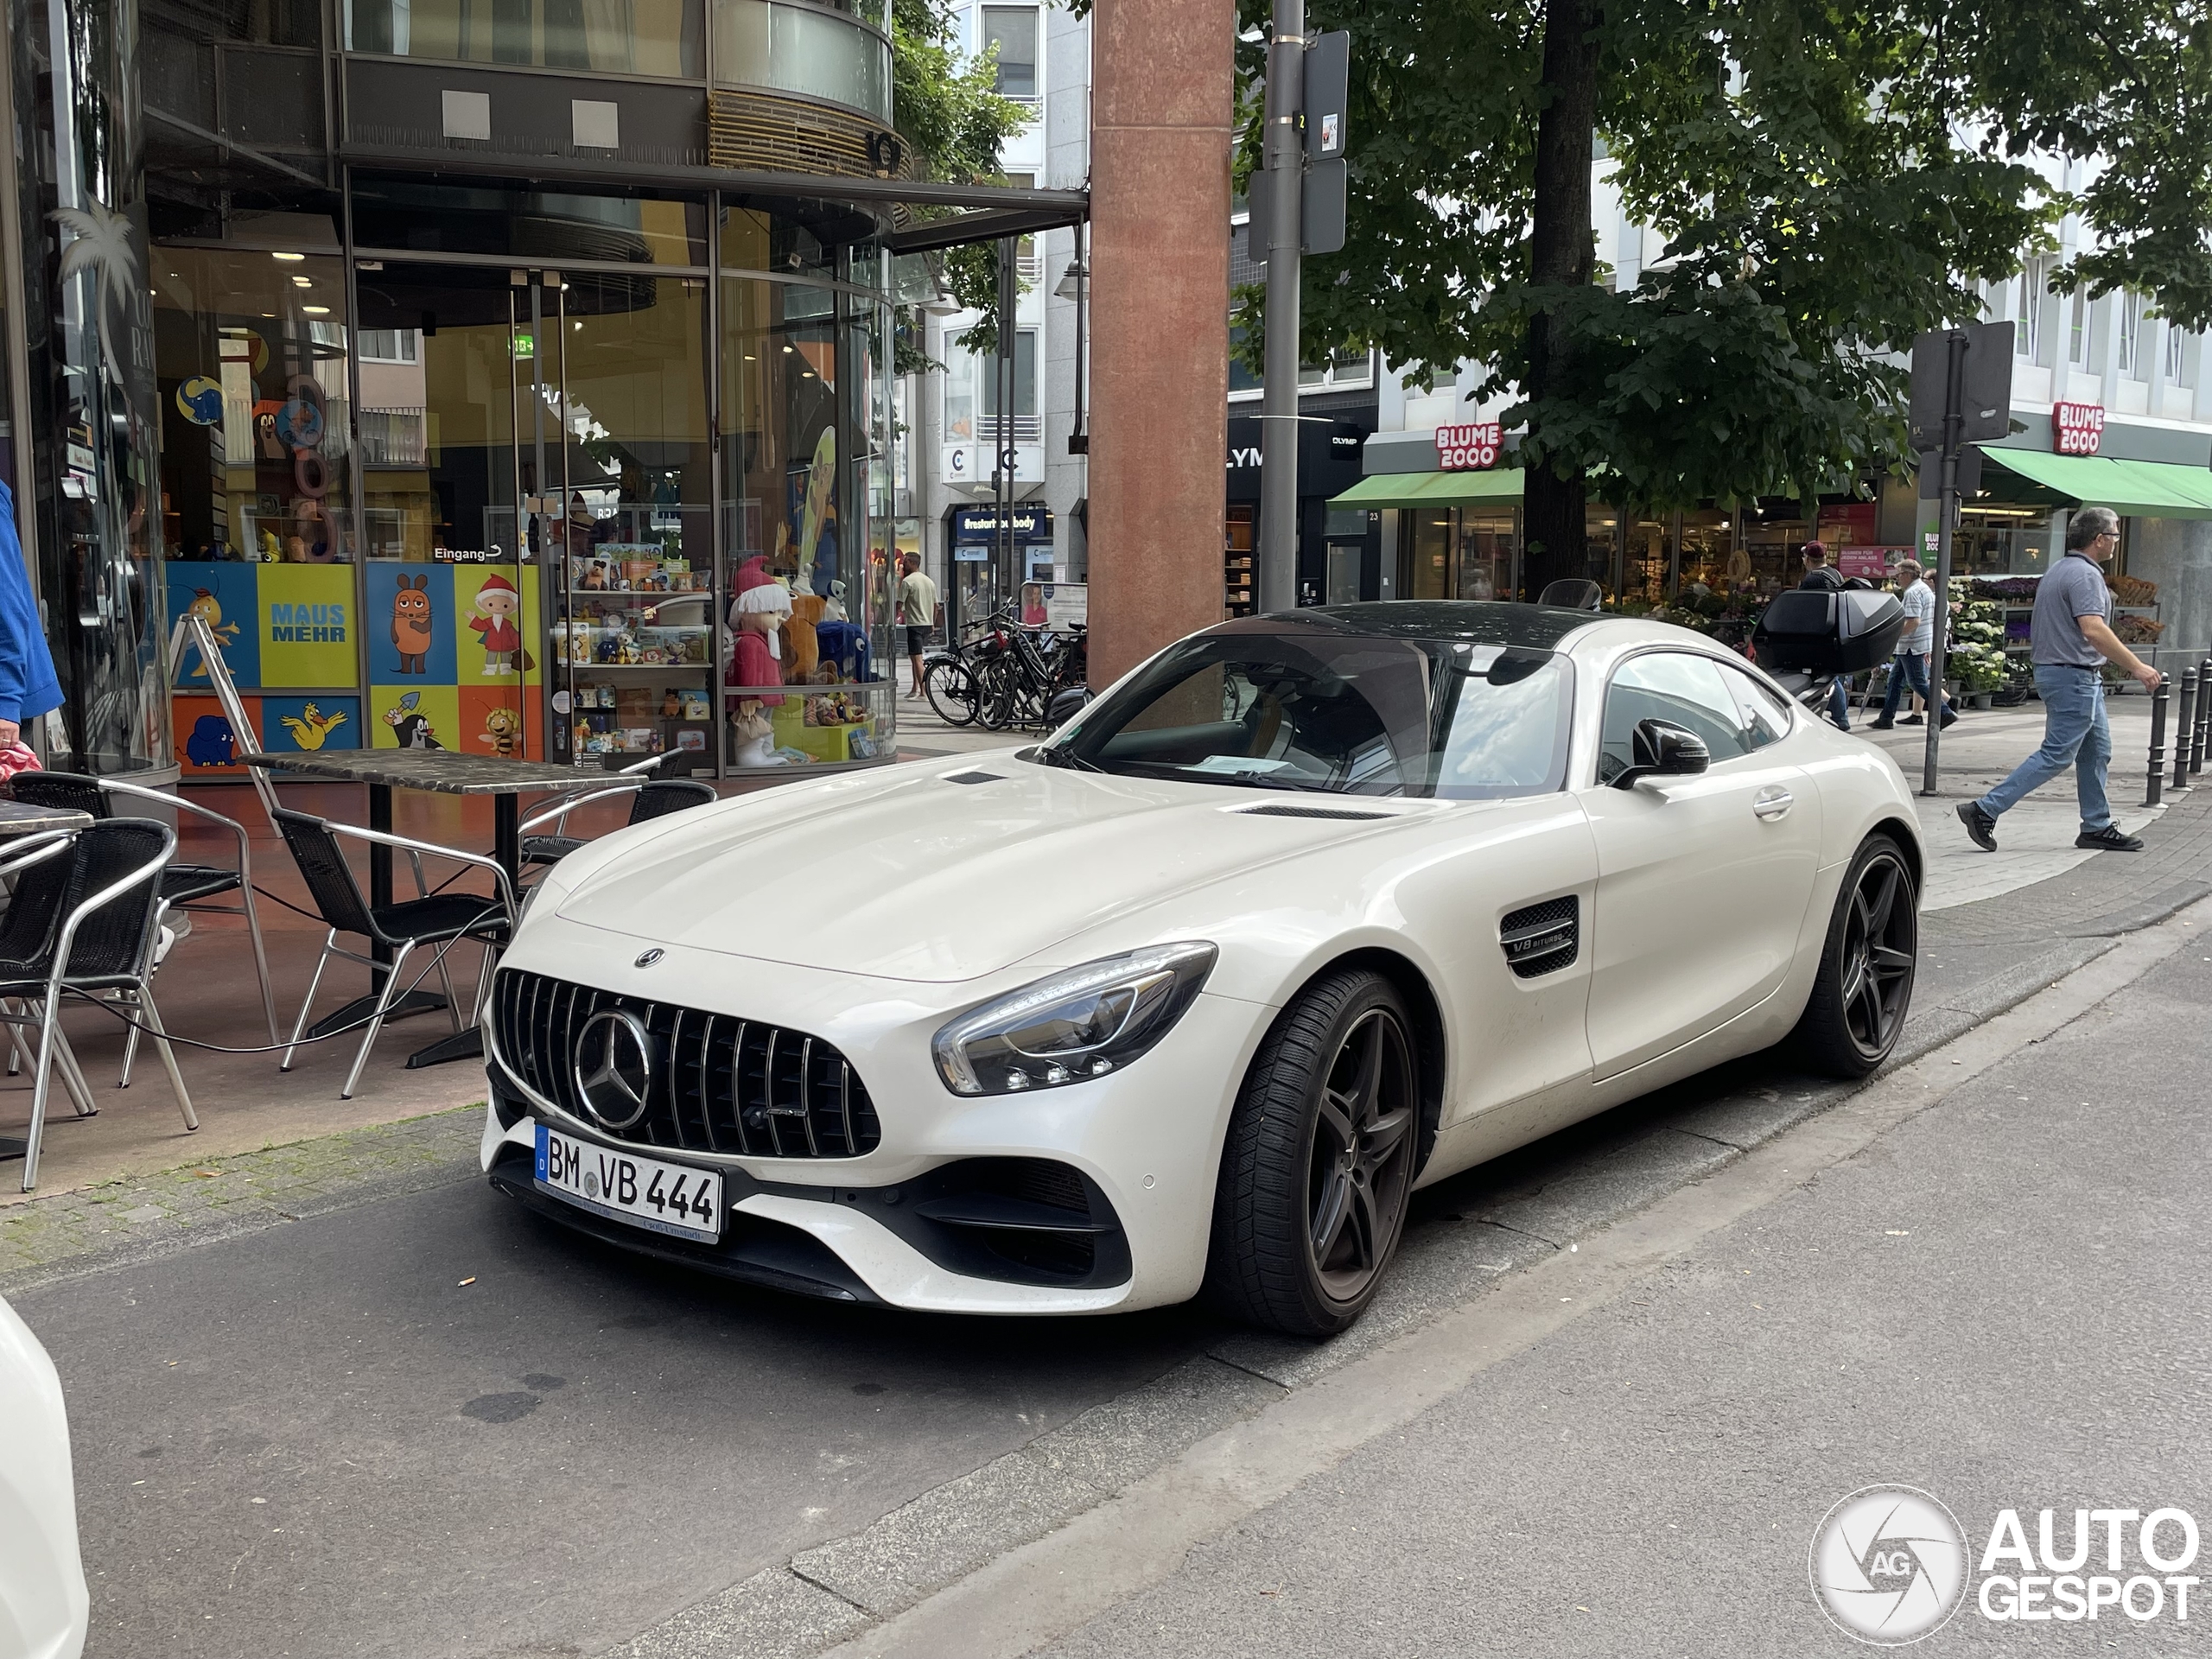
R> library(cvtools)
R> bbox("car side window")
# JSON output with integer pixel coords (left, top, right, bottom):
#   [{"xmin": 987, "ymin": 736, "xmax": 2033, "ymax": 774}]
[
  {"xmin": 1599, "ymin": 652, "xmax": 1755, "ymax": 782},
  {"xmin": 1721, "ymin": 664, "xmax": 1793, "ymax": 749}
]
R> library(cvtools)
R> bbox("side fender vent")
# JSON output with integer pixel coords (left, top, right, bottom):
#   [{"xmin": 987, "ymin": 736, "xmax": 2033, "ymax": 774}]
[{"xmin": 1500, "ymin": 895, "xmax": 1579, "ymax": 978}]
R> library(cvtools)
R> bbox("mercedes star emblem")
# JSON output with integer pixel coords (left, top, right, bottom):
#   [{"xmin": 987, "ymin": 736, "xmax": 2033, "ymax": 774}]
[
  {"xmin": 634, "ymin": 948, "xmax": 664, "ymax": 968},
  {"xmin": 572, "ymin": 1008, "xmax": 655, "ymax": 1131}
]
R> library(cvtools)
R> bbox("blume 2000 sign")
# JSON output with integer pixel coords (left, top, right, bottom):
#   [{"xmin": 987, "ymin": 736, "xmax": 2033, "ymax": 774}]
[{"xmin": 1435, "ymin": 422, "xmax": 1502, "ymax": 471}]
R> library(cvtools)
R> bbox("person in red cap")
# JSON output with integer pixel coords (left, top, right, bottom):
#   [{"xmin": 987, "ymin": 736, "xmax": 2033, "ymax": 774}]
[{"xmin": 469, "ymin": 573, "xmax": 526, "ymax": 676}]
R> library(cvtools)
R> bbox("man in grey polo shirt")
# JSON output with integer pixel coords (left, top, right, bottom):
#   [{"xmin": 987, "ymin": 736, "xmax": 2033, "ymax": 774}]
[{"xmin": 1957, "ymin": 506, "xmax": 2161, "ymax": 853}]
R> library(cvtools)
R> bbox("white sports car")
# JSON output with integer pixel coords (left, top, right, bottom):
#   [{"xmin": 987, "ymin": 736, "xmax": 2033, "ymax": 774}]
[
  {"xmin": 480, "ymin": 602, "xmax": 1922, "ymax": 1335},
  {"xmin": 1, "ymin": 1293, "xmax": 90, "ymax": 1659}
]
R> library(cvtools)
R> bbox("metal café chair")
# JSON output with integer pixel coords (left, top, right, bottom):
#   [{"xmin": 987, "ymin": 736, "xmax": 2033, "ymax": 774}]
[
  {"xmin": 518, "ymin": 774, "xmax": 717, "ymax": 869},
  {"xmin": 270, "ymin": 808, "xmax": 517, "ymax": 1099},
  {"xmin": 1, "ymin": 821, "xmax": 195, "ymax": 1192},
  {"xmin": 9, "ymin": 771, "xmax": 280, "ymax": 1058}
]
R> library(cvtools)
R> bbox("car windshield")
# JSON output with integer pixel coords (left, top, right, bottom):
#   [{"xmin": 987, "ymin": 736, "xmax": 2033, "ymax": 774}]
[{"xmin": 1036, "ymin": 629, "xmax": 1573, "ymax": 798}]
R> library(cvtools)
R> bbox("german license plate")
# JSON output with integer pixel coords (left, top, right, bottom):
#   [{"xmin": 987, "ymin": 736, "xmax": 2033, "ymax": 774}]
[{"xmin": 535, "ymin": 1126, "xmax": 721, "ymax": 1243}]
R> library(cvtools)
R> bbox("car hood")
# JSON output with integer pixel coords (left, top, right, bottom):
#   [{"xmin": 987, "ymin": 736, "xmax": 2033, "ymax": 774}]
[{"xmin": 553, "ymin": 757, "xmax": 1438, "ymax": 982}]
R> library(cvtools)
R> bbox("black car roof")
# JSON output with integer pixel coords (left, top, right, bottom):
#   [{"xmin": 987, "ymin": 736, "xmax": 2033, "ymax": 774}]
[{"xmin": 1212, "ymin": 601, "xmax": 1605, "ymax": 651}]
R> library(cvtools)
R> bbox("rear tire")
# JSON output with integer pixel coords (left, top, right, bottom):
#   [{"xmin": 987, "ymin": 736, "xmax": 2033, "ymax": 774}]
[
  {"xmin": 1791, "ymin": 834, "xmax": 1918, "ymax": 1077},
  {"xmin": 1205, "ymin": 970, "xmax": 1421, "ymax": 1337}
]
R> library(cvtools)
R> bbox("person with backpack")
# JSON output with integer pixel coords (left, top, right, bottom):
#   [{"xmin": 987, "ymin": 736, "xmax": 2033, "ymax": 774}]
[{"xmin": 1797, "ymin": 542, "xmax": 1853, "ymax": 731}]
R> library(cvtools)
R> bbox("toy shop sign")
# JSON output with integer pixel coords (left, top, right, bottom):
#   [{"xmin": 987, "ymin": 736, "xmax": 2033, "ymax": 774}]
[
  {"xmin": 2055, "ymin": 402, "xmax": 2105, "ymax": 455},
  {"xmin": 1434, "ymin": 422, "xmax": 1503, "ymax": 471}
]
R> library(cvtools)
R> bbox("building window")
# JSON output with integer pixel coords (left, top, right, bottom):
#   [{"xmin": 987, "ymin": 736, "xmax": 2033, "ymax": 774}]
[
  {"xmin": 1226, "ymin": 330, "xmax": 1375, "ymax": 397},
  {"xmin": 981, "ymin": 5, "xmax": 1038, "ymax": 98},
  {"xmin": 2068, "ymin": 285, "xmax": 2090, "ymax": 366},
  {"xmin": 2118, "ymin": 291, "xmax": 2144, "ymax": 377},
  {"xmin": 945, "ymin": 327, "xmax": 1039, "ymax": 443},
  {"xmin": 2016, "ymin": 262, "xmax": 2044, "ymax": 360},
  {"xmin": 2168, "ymin": 324, "xmax": 2188, "ymax": 385},
  {"xmin": 357, "ymin": 327, "xmax": 419, "ymax": 363}
]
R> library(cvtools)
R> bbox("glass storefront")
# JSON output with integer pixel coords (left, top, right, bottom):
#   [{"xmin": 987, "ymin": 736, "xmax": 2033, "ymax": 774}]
[
  {"xmin": 1402, "ymin": 507, "xmax": 1516, "ymax": 601},
  {"xmin": 146, "ymin": 188, "xmax": 894, "ymax": 780}
]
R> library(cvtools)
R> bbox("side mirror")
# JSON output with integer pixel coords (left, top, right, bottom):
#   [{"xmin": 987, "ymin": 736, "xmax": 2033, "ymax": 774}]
[{"xmin": 1613, "ymin": 718, "xmax": 1710, "ymax": 789}]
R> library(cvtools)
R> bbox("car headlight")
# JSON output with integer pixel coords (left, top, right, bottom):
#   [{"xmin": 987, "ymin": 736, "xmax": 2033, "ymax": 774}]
[{"xmin": 932, "ymin": 943, "xmax": 1218, "ymax": 1096}]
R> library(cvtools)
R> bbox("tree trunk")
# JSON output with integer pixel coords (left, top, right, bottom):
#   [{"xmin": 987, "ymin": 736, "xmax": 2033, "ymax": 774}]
[{"xmin": 1521, "ymin": 0, "xmax": 1601, "ymax": 600}]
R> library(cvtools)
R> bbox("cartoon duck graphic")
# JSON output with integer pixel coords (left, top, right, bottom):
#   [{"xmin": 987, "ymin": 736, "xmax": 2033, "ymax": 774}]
[
  {"xmin": 182, "ymin": 589, "xmax": 241, "ymax": 678},
  {"xmin": 278, "ymin": 702, "xmax": 349, "ymax": 751}
]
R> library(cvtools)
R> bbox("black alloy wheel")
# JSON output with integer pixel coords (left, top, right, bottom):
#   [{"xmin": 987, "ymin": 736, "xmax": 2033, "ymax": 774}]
[
  {"xmin": 1794, "ymin": 834, "xmax": 1918, "ymax": 1077},
  {"xmin": 1207, "ymin": 969, "xmax": 1422, "ymax": 1337}
]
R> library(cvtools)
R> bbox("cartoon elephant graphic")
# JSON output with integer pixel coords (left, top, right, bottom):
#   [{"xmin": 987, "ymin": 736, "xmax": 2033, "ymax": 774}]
[{"xmin": 391, "ymin": 574, "xmax": 434, "ymax": 673}]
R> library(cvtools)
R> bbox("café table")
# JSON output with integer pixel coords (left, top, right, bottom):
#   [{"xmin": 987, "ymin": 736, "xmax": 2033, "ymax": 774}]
[
  {"xmin": 242, "ymin": 749, "xmax": 587, "ymax": 1068},
  {"xmin": 0, "ymin": 800, "xmax": 98, "ymax": 1162}
]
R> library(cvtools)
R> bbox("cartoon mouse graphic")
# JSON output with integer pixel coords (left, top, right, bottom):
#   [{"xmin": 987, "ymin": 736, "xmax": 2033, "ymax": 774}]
[{"xmin": 391, "ymin": 574, "xmax": 433, "ymax": 673}]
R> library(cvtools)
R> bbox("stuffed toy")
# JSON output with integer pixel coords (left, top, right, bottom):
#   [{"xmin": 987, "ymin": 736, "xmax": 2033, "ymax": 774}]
[{"xmin": 727, "ymin": 555, "xmax": 788, "ymax": 704}]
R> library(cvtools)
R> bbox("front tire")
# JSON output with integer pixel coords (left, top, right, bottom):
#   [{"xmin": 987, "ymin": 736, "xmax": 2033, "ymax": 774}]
[
  {"xmin": 1792, "ymin": 833, "xmax": 1918, "ymax": 1077},
  {"xmin": 1205, "ymin": 970, "xmax": 1421, "ymax": 1337}
]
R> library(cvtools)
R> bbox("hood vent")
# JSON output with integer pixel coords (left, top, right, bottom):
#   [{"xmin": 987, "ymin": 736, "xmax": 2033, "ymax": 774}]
[
  {"xmin": 1232, "ymin": 803, "xmax": 1396, "ymax": 822},
  {"xmin": 943, "ymin": 771, "xmax": 1006, "ymax": 785}
]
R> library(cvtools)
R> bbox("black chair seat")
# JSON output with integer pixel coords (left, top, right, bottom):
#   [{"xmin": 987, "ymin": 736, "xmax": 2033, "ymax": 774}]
[
  {"xmin": 370, "ymin": 893, "xmax": 511, "ymax": 944},
  {"xmin": 519, "ymin": 834, "xmax": 585, "ymax": 867},
  {"xmin": 161, "ymin": 863, "xmax": 242, "ymax": 905}
]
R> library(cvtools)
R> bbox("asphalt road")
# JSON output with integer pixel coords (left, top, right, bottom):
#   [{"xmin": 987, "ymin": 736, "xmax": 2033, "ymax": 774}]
[
  {"xmin": 14, "ymin": 872, "xmax": 2206, "ymax": 1659},
  {"xmin": 23, "ymin": 1183, "xmax": 1211, "ymax": 1659},
  {"xmin": 1037, "ymin": 938, "xmax": 2212, "ymax": 1657}
]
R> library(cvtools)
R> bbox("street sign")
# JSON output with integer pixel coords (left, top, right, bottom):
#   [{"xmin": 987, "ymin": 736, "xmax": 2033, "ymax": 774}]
[
  {"xmin": 1303, "ymin": 31, "xmax": 1350, "ymax": 158},
  {"xmin": 1908, "ymin": 321, "xmax": 2013, "ymax": 453},
  {"xmin": 1249, "ymin": 158, "xmax": 1347, "ymax": 258}
]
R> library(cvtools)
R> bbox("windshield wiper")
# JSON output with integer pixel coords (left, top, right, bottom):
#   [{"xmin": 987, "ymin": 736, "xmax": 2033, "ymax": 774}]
[{"xmin": 1032, "ymin": 744, "xmax": 1106, "ymax": 773}]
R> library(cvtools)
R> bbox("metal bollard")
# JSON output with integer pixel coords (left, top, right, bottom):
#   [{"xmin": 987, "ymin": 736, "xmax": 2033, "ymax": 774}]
[
  {"xmin": 2148, "ymin": 674, "xmax": 2170, "ymax": 806},
  {"xmin": 2176, "ymin": 669, "xmax": 2197, "ymax": 793},
  {"xmin": 2195, "ymin": 657, "xmax": 2212, "ymax": 775}
]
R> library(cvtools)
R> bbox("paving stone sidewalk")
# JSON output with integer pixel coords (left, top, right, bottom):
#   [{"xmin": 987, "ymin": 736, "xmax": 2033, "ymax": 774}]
[{"xmin": 0, "ymin": 1104, "xmax": 482, "ymax": 1292}]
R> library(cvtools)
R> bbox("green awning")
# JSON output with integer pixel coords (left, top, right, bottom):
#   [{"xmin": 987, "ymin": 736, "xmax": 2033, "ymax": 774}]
[
  {"xmin": 1329, "ymin": 467, "xmax": 1527, "ymax": 510},
  {"xmin": 1977, "ymin": 447, "xmax": 2212, "ymax": 519}
]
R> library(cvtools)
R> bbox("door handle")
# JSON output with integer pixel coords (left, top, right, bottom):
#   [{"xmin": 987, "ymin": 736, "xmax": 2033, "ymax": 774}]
[{"xmin": 1752, "ymin": 787, "xmax": 1795, "ymax": 821}]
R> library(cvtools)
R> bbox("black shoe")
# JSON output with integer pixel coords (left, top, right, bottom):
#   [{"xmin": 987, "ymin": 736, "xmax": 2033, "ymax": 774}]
[
  {"xmin": 1868, "ymin": 719, "xmax": 1895, "ymax": 730},
  {"xmin": 1900, "ymin": 714, "xmax": 1924, "ymax": 726},
  {"xmin": 2076, "ymin": 824, "xmax": 2145, "ymax": 852},
  {"xmin": 1940, "ymin": 707, "xmax": 1959, "ymax": 729},
  {"xmin": 1956, "ymin": 800, "xmax": 1998, "ymax": 851}
]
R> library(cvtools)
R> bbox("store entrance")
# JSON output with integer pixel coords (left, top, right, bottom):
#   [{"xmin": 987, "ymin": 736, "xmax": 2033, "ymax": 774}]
[{"xmin": 353, "ymin": 261, "xmax": 712, "ymax": 765}]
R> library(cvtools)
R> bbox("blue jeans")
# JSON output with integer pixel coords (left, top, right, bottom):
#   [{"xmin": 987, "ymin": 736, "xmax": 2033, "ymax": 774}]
[
  {"xmin": 1977, "ymin": 665, "xmax": 2112, "ymax": 833},
  {"xmin": 1827, "ymin": 675, "xmax": 1851, "ymax": 731},
  {"xmin": 1878, "ymin": 652, "xmax": 1952, "ymax": 721}
]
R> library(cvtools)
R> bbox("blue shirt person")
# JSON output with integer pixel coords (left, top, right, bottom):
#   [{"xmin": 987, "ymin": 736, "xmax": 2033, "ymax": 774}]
[
  {"xmin": 0, "ymin": 481, "xmax": 64, "ymax": 750},
  {"xmin": 1956, "ymin": 506, "xmax": 2161, "ymax": 855}
]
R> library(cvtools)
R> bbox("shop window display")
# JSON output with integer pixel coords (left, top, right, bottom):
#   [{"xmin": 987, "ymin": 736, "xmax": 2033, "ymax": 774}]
[{"xmin": 718, "ymin": 256, "xmax": 892, "ymax": 771}]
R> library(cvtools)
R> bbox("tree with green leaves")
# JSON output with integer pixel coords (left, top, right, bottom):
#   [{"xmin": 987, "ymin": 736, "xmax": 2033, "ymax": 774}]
[
  {"xmin": 891, "ymin": 0, "xmax": 1033, "ymax": 366},
  {"xmin": 1233, "ymin": 0, "xmax": 2212, "ymax": 590}
]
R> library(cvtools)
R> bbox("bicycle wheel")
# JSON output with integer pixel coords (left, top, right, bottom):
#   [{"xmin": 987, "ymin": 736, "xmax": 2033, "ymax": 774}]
[
  {"xmin": 978, "ymin": 658, "xmax": 1021, "ymax": 730},
  {"xmin": 924, "ymin": 657, "xmax": 982, "ymax": 727}
]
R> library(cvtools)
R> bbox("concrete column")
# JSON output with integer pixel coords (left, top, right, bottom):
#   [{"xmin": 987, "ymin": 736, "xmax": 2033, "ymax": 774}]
[{"xmin": 1087, "ymin": 0, "xmax": 1234, "ymax": 685}]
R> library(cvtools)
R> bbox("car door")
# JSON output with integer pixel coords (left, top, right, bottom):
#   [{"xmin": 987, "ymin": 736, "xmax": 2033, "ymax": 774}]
[{"xmin": 1580, "ymin": 649, "xmax": 1824, "ymax": 1079}]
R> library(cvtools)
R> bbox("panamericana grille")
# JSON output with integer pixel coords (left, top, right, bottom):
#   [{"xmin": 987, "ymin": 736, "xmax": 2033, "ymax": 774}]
[{"xmin": 490, "ymin": 969, "xmax": 880, "ymax": 1159}]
